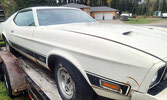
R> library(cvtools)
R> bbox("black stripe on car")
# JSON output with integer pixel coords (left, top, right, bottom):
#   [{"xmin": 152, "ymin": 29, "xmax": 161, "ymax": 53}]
[
  {"xmin": 10, "ymin": 42, "xmax": 46, "ymax": 64},
  {"xmin": 86, "ymin": 71, "xmax": 131, "ymax": 96}
]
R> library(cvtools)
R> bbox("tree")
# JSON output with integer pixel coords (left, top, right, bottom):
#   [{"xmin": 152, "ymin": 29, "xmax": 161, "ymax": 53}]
[
  {"xmin": 1, "ymin": 0, "xmax": 17, "ymax": 17},
  {"xmin": 111, "ymin": 0, "xmax": 120, "ymax": 9},
  {"xmin": 154, "ymin": 0, "xmax": 160, "ymax": 11},
  {"xmin": 58, "ymin": 0, "xmax": 62, "ymax": 4},
  {"xmin": 62, "ymin": 0, "xmax": 67, "ymax": 4},
  {"xmin": 16, "ymin": 0, "xmax": 52, "ymax": 9},
  {"xmin": 87, "ymin": 0, "xmax": 91, "ymax": 5},
  {"xmin": 161, "ymin": 0, "xmax": 167, "ymax": 12},
  {"xmin": 106, "ymin": 0, "xmax": 111, "ymax": 7},
  {"xmin": 68, "ymin": 0, "xmax": 71, "ymax": 3}
]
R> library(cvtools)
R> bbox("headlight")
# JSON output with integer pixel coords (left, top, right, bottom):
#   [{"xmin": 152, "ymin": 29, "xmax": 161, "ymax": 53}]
[
  {"xmin": 150, "ymin": 73, "xmax": 158, "ymax": 86},
  {"xmin": 149, "ymin": 66, "xmax": 166, "ymax": 88}
]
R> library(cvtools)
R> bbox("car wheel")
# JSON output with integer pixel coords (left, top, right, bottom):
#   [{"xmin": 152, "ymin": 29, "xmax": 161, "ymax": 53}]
[
  {"xmin": 54, "ymin": 59, "xmax": 94, "ymax": 100},
  {"xmin": 5, "ymin": 40, "xmax": 16, "ymax": 54},
  {"xmin": 0, "ymin": 63, "xmax": 4, "ymax": 81},
  {"xmin": 2, "ymin": 63, "xmax": 13, "ymax": 97}
]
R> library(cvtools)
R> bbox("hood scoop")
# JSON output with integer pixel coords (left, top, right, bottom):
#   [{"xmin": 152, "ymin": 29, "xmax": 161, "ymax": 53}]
[{"xmin": 122, "ymin": 31, "xmax": 132, "ymax": 35}]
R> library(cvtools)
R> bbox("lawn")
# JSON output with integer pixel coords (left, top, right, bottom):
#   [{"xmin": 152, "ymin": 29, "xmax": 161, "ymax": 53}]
[
  {"xmin": 0, "ymin": 37, "xmax": 4, "ymax": 45},
  {"xmin": 124, "ymin": 17, "xmax": 163, "ymax": 24},
  {"xmin": 0, "ymin": 41, "xmax": 5, "ymax": 45},
  {"xmin": 0, "ymin": 81, "xmax": 29, "ymax": 100}
]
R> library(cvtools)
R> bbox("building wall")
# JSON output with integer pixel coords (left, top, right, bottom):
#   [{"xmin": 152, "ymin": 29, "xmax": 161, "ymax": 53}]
[
  {"xmin": 83, "ymin": 8, "xmax": 91, "ymax": 15},
  {"xmin": 91, "ymin": 11, "xmax": 116, "ymax": 18}
]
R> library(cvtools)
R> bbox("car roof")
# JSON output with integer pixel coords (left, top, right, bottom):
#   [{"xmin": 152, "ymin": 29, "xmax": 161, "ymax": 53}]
[{"xmin": 21, "ymin": 6, "xmax": 79, "ymax": 11}]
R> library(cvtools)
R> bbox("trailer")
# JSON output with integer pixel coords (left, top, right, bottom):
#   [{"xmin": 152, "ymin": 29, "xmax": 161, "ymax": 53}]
[
  {"xmin": 0, "ymin": 48, "xmax": 62, "ymax": 100},
  {"xmin": 0, "ymin": 47, "xmax": 110, "ymax": 100}
]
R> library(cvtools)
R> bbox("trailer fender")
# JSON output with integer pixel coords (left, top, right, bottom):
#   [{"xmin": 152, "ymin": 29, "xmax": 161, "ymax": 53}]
[{"xmin": 0, "ymin": 51, "xmax": 27, "ymax": 96}]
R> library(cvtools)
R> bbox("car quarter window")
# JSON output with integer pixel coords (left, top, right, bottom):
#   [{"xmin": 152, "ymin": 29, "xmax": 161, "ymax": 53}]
[{"xmin": 14, "ymin": 10, "xmax": 35, "ymax": 26}]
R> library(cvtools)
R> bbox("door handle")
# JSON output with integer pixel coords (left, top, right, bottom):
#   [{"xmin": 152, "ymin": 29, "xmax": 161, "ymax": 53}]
[{"xmin": 11, "ymin": 30, "xmax": 14, "ymax": 33}]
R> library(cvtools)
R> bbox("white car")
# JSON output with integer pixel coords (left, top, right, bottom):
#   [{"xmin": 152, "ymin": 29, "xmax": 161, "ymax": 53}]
[{"xmin": 0, "ymin": 7, "xmax": 167, "ymax": 100}]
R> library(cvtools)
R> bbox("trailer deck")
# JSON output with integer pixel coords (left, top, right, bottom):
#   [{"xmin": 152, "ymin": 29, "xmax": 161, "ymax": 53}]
[
  {"xmin": 0, "ymin": 47, "xmax": 63, "ymax": 100},
  {"xmin": 18, "ymin": 57, "xmax": 62, "ymax": 100}
]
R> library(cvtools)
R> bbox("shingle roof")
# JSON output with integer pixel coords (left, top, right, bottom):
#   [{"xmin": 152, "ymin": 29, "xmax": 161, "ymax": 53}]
[
  {"xmin": 61, "ymin": 3, "xmax": 90, "ymax": 8},
  {"xmin": 90, "ymin": 6, "xmax": 118, "ymax": 12}
]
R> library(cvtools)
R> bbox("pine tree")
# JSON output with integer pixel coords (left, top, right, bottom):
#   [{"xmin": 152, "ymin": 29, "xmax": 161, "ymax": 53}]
[
  {"xmin": 154, "ymin": 0, "xmax": 160, "ymax": 11},
  {"xmin": 111, "ymin": 0, "xmax": 120, "ymax": 9},
  {"xmin": 161, "ymin": 0, "xmax": 167, "ymax": 12}
]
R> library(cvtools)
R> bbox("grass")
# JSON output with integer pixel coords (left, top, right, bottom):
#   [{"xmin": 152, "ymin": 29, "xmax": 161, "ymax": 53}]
[
  {"xmin": 0, "ymin": 41, "xmax": 5, "ymax": 44},
  {"xmin": 0, "ymin": 36, "xmax": 5, "ymax": 45},
  {"xmin": 124, "ymin": 17, "xmax": 163, "ymax": 24},
  {"xmin": 0, "ymin": 81, "xmax": 29, "ymax": 100}
]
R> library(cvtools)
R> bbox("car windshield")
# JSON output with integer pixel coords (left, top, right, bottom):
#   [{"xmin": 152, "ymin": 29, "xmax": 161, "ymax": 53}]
[{"xmin": 36, "ymin": 9, "xmax": 97, "ymax": 26}]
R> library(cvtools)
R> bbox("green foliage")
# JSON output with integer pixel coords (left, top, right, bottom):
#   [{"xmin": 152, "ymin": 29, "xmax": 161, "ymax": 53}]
[
  {"xmin": 1, "ymin": 0, "xmax": 167, "ymax": 18},
  {"xmin": 154, "ymin": 0, "xmax": 160, "ymax": 11},
  {"xmin": 15, "ymin": 0, "xmax": 51, "ymax": 10},
  {"xmin": 161, "ymin": 0, "xmax": 167, "ymax": 13},
  {"xmin": 0, "ymin": 81, "xmax": 29, "ymax": 100},
  {"xmin": 124, "ymin": 17, "xmax": 162, "ymax": 24},
  {"xmin": 0, "ymin": 0, "xmax": 17, "ymax": 17}
]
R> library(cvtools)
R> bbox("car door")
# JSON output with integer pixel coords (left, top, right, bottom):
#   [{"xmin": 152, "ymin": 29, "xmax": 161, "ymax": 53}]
[{"xmin": 9, "ymin": 9, "xmax": 36, "ymax": 60}]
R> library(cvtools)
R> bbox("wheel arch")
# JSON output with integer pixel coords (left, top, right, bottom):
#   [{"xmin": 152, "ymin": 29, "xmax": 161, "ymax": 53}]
[
  {"xmin": 47, "ymin": 50, "xmax": 91, "ymax": 85},
  {"xmin": 1, "ymin": 32, "xmax": 8, "ymax": 42}
]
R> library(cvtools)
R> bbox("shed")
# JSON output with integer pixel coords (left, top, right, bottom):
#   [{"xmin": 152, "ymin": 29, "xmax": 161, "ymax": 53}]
[{"xmin": 90, "ymin": 6, "xmax": 118, "ymax": 20}]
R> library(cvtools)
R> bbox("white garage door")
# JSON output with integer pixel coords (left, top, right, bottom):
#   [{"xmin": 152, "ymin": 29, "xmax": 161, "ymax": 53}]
[
  {"xmin": 95, "ymin": 13, "xmax": 103, "ymax": 20},
  {"xmin": 104, "ymin": 13, "xmax": 113, "ymax": 20}
]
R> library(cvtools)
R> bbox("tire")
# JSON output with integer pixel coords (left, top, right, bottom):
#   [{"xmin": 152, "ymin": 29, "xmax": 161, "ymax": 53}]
[
  {"xmin": 2, "ymin": 63, "xmax": 13, "ymax": 97},
  {"xmin": 0, "ymin": 63, "xmax": 4, "ymax": 81},
  {"xmin": 5, "ymin": 40, "xmax": 16, "ymax": 54},
  {"xmin": 54, "ymin": 59, "xmax": 94, "ymax": 100}
]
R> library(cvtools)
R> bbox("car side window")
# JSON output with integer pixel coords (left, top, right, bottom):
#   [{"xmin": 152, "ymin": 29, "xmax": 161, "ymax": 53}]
[{"xmin": 14, "ymin": 10, "xmax": 35, "ymax": 26}]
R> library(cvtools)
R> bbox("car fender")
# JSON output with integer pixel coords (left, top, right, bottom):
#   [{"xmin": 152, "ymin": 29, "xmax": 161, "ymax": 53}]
[
  {"xmin": 1, "ymin": 31, "xmax": 8, "ymax": 41},
  {"xmin": 47, "ymin": 50, "xmax": 91, "ymax": 85}
]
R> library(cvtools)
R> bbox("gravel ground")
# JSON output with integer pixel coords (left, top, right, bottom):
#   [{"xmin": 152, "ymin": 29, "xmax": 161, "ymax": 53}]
[
  {"xmin": 98, "ymin": 19, "xmax": 167, "ymax": 28},
  {"xmin": 98, "ymin": 19, "xmax": 167, "ymax": 25},
  {"xmin": 98, "ymin": 19, "xmax": 125, "ymax": 24}
]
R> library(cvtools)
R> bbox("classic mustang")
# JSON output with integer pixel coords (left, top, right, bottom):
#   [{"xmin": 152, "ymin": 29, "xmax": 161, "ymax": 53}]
[{"xmin": 0, "ymin": 7, "xmax": 167, "ymax": 100}]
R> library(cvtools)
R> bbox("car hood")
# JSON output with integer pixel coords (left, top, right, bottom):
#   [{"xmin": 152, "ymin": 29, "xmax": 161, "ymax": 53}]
[{"xmin": 48, "ymin": 23, "xmax": 167, "ymax": 61}]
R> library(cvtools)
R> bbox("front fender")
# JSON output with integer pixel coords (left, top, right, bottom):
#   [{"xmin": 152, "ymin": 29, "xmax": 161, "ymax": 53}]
[
  {"xmin": 1, "ymin": 31, "xmax": 8, "ymax": 41},
  {"xmin": 47, "ymin": 50, "xmax": 91, "ymax": 85}
]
